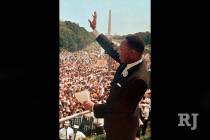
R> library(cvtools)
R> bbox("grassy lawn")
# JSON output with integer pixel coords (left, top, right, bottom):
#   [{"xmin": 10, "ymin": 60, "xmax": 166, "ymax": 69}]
[
  {"xmin": 140, "ymin": 126, "xmax": 151, "ymax": 140},
  {"xmin": 86, "ymin": 134, "xmax": 106, "ymax": 140}
]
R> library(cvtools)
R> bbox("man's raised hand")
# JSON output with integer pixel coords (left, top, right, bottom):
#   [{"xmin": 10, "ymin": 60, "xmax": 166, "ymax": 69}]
[{"xmin": 88, "ymin": 11, "xmax": 97, "ymax": 30}]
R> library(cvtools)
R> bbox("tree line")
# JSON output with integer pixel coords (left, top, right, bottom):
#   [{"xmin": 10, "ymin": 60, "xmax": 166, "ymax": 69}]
[
  {"xmin": 59, "ymin": 21, "xmax": 95, "ymax": 52},
  {"xmin": 113, "ymin": 31, "xmax": 151, "ymax": 45},
  {"xmin": 60, "ymin": 20, "xmax": 151, "ymax": 52}
]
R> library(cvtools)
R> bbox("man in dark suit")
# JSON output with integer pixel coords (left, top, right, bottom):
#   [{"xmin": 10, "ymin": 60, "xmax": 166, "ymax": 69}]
[{"xmin": 84, "ymin": 11, "xmax": 149, "ymax": 140}]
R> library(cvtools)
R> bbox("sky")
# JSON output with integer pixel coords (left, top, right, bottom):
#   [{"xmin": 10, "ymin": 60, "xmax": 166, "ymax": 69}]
[{"xmin": 60, "ymin": 0, "xmax": 150, "ymax": 35}]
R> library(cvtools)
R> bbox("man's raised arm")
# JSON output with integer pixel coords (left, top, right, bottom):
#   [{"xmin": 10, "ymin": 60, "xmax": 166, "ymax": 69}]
[{"xmin": 88, "ymin": 11, "xmax": 121, "ymax": 63}]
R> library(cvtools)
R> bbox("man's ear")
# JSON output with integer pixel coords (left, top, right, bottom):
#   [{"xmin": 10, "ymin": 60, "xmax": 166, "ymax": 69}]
[
  {"xmin": 134, "ymin": 49, "xmax": 142, "ymax": 57},
  {"xmin": 130, "ymin": 49, "xmax": 137, "ymax": 55}
]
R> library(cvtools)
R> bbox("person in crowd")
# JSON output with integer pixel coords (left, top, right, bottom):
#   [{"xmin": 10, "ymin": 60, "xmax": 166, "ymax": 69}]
[
  {"xmin": 59, "ymin": 121, "xmax": 74, "ymax": 140},
  {"xmin": 73, "ymin": 125, "xmax": 86, "ymax": 140}
]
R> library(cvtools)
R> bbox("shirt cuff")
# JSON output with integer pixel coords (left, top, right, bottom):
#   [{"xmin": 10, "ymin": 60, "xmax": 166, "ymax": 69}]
[{"xmin": 93, "ymin": 29, "xmax": 100, "ymax": 38}]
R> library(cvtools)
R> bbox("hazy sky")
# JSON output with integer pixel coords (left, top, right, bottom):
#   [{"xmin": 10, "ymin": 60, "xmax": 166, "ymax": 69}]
[{"xmin": 60, "ymin": 0, "xmax": 150, "ymax": 35}]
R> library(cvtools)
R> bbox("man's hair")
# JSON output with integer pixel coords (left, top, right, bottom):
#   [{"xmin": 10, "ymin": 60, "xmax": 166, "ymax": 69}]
[{"xmin": 125, "ymin": 35, "xmax": 145, "ymax": 53}]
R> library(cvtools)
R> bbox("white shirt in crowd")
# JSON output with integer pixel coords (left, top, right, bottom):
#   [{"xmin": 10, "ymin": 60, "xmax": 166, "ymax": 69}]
[
  {"xmin": 139, "ymin": 98, "xmax": 151, "ymax": 120},
  {"xmin": 59, "ymin": 127, "xmax": 74, "ymax": 140}
]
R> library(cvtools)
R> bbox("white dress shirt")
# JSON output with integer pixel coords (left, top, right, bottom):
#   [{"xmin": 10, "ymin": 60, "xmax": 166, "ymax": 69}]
[
  {"xmin": 121, "ymin": 57, "xmax": 144, "ymax": 77},
  {"xmin": 59, "ymin": 127, "xmax": 74, "ymax": 140}
]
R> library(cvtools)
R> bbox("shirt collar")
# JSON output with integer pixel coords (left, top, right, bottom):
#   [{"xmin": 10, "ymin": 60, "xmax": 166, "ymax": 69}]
[{"xmin": 125, "ymin": 56, "xmax": 144, "ymax": 71}]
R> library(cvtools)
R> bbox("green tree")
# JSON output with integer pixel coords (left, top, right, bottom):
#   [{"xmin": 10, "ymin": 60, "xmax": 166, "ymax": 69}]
[{"xmin": 59, "ymin": 21, "xmax": 95, "ymax": 52}]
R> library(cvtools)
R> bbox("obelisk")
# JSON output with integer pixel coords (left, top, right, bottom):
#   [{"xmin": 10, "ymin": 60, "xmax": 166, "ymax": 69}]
[{"xmin": 107, "ymin": 10, "xmax": 112, "ymax": 72}]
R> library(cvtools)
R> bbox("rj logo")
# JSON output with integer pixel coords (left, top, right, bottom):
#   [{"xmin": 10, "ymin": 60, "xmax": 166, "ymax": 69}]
[{"xmin": 178, "ymin": 113, "xmax": 198, "ymax": 130}]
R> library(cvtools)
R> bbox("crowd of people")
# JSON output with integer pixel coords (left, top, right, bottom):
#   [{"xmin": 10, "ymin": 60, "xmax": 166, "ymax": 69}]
[
  {"xmin": 59, "ymin": 46, "xmax": 119, "ymax": 120},
  {"xmin": 59, "ymin": 45, "xmax": 151, "ymax": 139}
]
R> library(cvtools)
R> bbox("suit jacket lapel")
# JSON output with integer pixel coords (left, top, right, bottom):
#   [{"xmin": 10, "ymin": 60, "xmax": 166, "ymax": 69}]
[
  {"xmin": 111, "ymin": 64, "xmax": 127, "ymax": 85},
  {"xmin": 125, "ymin": 61, "xmax": 143, "ymax": 81},
  {"xmin": 111, "ymin": 61, "xmax": 143, "ymax": 89}
]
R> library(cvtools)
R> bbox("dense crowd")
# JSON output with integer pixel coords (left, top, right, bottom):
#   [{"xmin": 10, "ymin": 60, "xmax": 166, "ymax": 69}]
[
  {"xmin": 59, "ymin": 45, "xmax": 151, "ymax": 139},
  {"xmin": 59, "ymin": 45, "xmax": 151, "ymax": 119},
  {"xmin": 59, "ymin": 46, "xmax": 119, "ymax": 120}
]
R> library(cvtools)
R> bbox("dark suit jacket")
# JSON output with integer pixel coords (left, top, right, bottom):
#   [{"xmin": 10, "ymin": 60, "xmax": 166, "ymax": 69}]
[{"xmin": 93, "ymin": 34, "xmax": 149, "ymax": 140}]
